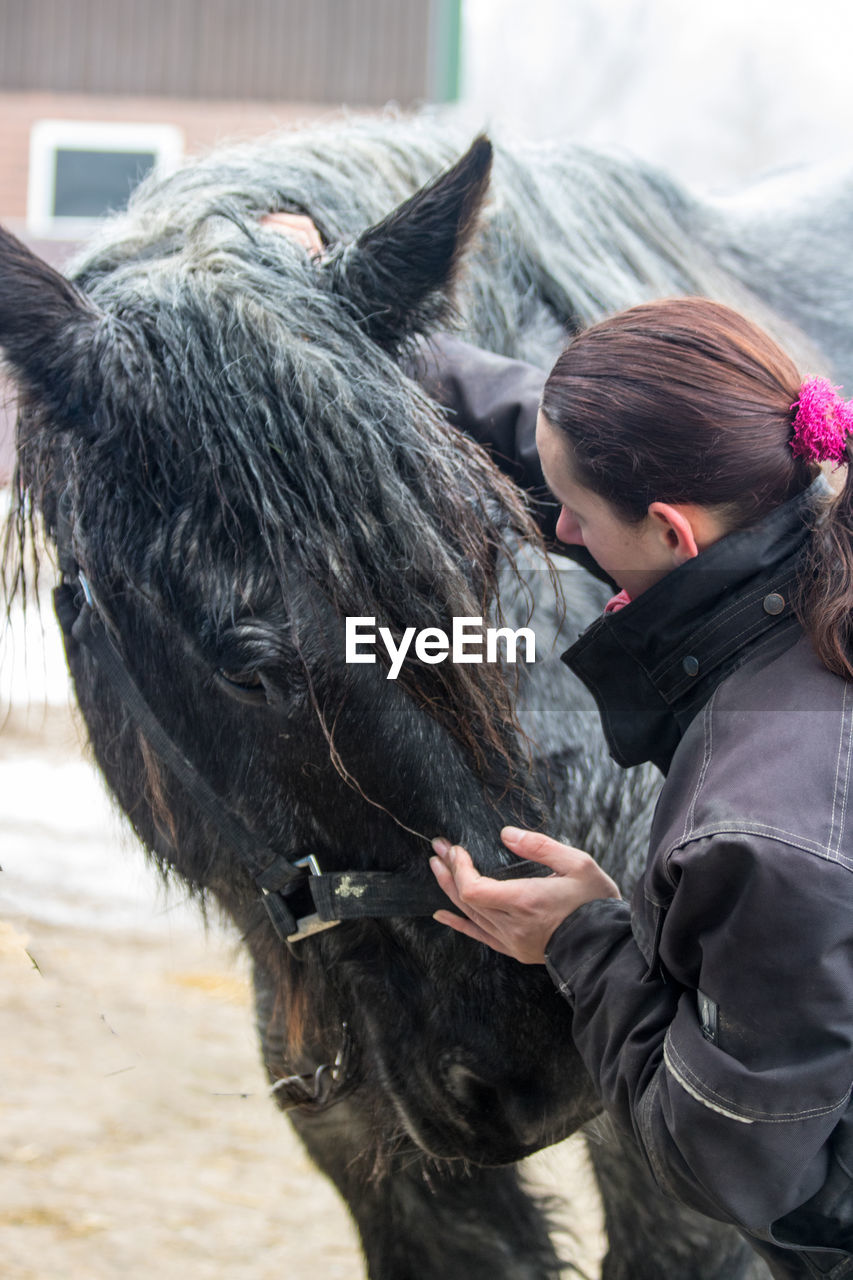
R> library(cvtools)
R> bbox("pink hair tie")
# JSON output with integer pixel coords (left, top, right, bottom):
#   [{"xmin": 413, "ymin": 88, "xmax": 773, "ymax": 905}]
[{"xmin": 790, "ymin": 376, "xmax": 853, "ymax": 466}]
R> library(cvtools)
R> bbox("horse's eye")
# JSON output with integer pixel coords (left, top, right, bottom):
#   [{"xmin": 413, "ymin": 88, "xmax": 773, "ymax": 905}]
[{"xmin": 214, "ymin": 668, "xmax": 269, "ymax": 706}]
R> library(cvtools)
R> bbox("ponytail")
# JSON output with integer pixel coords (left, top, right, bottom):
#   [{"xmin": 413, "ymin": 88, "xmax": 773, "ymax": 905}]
[
  {"xmin": 785, "ymin": 376, "xmax": 853, "ymax": 681},
  {"xmin": 797, "ymin": 440, "xmax": 853, "ymax": 681}
]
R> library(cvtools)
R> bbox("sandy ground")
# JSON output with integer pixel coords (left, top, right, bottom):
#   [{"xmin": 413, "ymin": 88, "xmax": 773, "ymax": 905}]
[
  {"xmin": 1, "ymin": 914, "xmax": 365, "ymax": 1280},
  {"xmin": 0, "ymin": 627, "xmax": 604, "ymax": 1278}
]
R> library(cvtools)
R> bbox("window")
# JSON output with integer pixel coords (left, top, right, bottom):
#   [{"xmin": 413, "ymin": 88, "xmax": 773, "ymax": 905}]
[{"xmin": 27, "ymin": 120, "xmax": 183, "ymax": 238}]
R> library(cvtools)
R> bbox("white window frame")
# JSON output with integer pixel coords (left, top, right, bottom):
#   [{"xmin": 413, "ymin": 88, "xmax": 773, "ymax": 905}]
[{"xmin": 27, "ymin": 120, "xmax": 184, "ymax": 238}]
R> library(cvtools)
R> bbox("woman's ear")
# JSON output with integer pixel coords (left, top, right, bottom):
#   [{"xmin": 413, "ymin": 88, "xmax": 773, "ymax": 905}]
[{"xmin": 647, "ymin": 502, "xmax": 700, "ymax": 565}]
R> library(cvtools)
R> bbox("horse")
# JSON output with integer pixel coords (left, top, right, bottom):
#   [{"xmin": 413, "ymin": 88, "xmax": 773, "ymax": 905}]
[{"xmin": 5, "ymin": 112, "xmax": 839, "ymax": 1278}]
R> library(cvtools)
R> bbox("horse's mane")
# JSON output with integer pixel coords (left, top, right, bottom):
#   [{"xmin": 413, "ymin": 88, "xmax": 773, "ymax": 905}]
[
  {"xmin": 6, "ymin": 115, "xmax": 808, "ymax": 810},
  {"xmin": 72, "ymin": 113, "xmax": 798, "ymax": 361}
]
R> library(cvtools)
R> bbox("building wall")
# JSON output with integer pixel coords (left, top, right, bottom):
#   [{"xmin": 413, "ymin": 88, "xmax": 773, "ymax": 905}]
[
  {"xmin": 0, "ymin": 0, "xmax": 456, "ymax": 104},
  {"xmin": 0, "ymin": 90, "xmax": 342, "ymax": 227}
]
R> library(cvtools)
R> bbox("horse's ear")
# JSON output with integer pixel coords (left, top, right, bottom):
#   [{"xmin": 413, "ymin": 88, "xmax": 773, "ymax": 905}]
[
  {"xmin": 323, "ymin": 135, "xmax": 493, "ymax": 348},
  {"xmin": 0, "ymin": 223, "xmax": 102, "ymax": 429}
]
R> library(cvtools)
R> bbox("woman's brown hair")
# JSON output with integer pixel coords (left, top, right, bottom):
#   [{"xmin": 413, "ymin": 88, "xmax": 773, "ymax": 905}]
[{"xmin": 541, "ymin": 296, "xmax": 853, "ymax": 680}]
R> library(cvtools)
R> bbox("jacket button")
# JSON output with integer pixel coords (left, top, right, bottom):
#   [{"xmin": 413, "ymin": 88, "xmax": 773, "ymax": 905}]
[
  {"xmin": 682, "ymin": 655, "xmax": 700, "ymax": 677},
  {"xmin": 763, "ymin": 592, "xmax": 785, "ymax": 615}
]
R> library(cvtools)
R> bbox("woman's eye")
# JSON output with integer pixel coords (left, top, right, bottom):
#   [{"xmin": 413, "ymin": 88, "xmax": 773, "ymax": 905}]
[{"xmin": 214, "ymin": 668, "xmax": 269, "ymax": 705}]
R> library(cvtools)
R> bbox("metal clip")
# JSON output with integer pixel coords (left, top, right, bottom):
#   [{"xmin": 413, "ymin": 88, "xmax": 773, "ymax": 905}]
[
  {"xmin": 270, "ymin": 1062, "xmax": 333, "ymax": 1104},
  {"xmin": 286, "ymin": 853, "xmax": 340, "ymax": 944},
  {"xmin": 293, "ymin": 853, "xmax": 321, "ymax": 876},
  {"xmin": 268, "ymin": 1023, "xmax": 348, "ymax": 1111},
  {"xmin": 78, "ymin": 571, "xmax": 95, "ymax": 608}
]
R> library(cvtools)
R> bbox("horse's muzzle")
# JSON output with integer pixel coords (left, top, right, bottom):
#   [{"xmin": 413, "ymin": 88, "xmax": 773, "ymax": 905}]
[{"xmin": 391, "ymin": 1054, "xmax": 597, "ymax": 1166}]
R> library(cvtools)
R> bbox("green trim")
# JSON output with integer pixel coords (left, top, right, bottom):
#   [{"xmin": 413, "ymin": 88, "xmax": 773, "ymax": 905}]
[{"xmin": 430, "ymin": 0, "xmax": 462, "ymax": 102}]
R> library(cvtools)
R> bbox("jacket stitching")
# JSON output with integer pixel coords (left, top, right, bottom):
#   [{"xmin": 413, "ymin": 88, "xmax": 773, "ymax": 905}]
[
  {"xmin": 664, "ymin": 1031, "xmax": 851, "ymax": 1122},
  {"xmin": 834, "ymin": 687, "xmax": 851, "ymax": 859},
  {"xmin": 668, "ymin": 823, "xmax": 853, "ymax": 870},
  {"xmin": 651, "ymin": 595, "xmax": 754, "ymax": 682},
  {"xmin": 639, "ymin": 1072, "xmax": 678, "ymax": 1194},
  {"xmin": 667, "ymin": 670, "xmax": 853, "ymax": 865},
  {"xmin": 829, "ymin": 684, "xmax": 852, "ymax": 862},
  {"xmin": 837, "ymin": 697, "xmax": 853, "ymax": 862},
  {"xmin": 547, "ymin": 907, "xmax": 631, "ymax": 993},
  {"xmin": 650, "ymin": 587, "xmax": 767, "ymax": 680},
  {"xmin": 662, "ymin": 612, "xmax": 761, "ymax": 699},
  {"xmin": 663, "ymin": 611, "xmax": 796, "ymax": 702},
  {"xmin": 663, "ymin": 1041, "xmax": 754, "ymax": 1124},
  {"xmin": 651, "ymin": 569, "xmax": 799, "ymax": 691},
  {"xmin": 655, "ymin": 590, "xmax": 796, "ymax": 699},
  {"xmin": 828, "ymin": 683, "xmax": 848, "ymax": 857},
  {"xmin": 690, "ymin": 588, "xmax": 787, "ymax": 653},
  {"xmin": 683, "ymin": 693, "xmax": 716, "ymax": 844},
  {"xmin": 658, "ymin": 598, "xmax": 762, "ymax": 687}
]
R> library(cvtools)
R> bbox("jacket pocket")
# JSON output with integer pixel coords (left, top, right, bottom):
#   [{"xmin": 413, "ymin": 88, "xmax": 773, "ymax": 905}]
[{"xmin": 664, "ymin": 1007, "xmax": 851, "ymax": 1126}]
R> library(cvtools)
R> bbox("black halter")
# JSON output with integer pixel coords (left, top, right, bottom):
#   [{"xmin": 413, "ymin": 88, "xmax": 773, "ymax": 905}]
[{"xmin": 52, "ymin": 523, "xmax": 547, "ymax": 947}]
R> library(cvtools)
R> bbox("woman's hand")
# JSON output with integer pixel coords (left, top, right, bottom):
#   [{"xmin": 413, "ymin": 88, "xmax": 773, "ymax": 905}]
[
  {"xmin": 429, "ymin": 826, "xmax": 620, "ymax": 964},
  {"xmin": 259, "ymin": 212, "xmax": 324, "ymax": 257}
]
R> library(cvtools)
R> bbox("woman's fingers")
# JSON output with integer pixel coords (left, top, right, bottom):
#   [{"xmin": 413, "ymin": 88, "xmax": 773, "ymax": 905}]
[
  {"xmin": 501, "ymin": 827, "xmax": 620, "ymax": 898},
  {"xmin": 500, "ymin": 826, "xmax": 591, "ymax": 873},
  {"xmin": 433, "ymin": 843, "xmax": 524, "ymax": 913},
  {"xmin": 433, "ymin": 909, "xmax": 515, "ymax": 957},
  {"xmin": 429, "ymin": 853, "xmax": 467, "ymax": 912},
  {"xmin": 260, "ymin": 212, "xmax": 324, "ymax": 257},
  {"xmin": 429, "ymin": 855, "xmax": 504, "ymax": 931},
  {"xmin": 433, "ymin": 831, "xmax": 612, "ymax": 907}
]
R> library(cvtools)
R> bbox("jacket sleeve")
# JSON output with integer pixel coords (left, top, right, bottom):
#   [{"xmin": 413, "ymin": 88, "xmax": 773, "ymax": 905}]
[
  {"xmin": 545, "ymin": 835, "xmax": 853, "ymax": 1238},
  {"xmin": 407, "ymin": 333, "xmax": 612, "ymax": 582}
]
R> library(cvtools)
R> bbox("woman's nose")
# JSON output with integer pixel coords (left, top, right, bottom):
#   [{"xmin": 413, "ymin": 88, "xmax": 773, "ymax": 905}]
[{"xmin": 555, "ymin": 507, "xmax": 584, "ymax": 544}]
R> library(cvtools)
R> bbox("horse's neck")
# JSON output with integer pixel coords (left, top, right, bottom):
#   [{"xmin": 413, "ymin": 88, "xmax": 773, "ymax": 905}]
[{"xmin": 695, "ymin": 164, "xmax": 853, "ymax": 385}]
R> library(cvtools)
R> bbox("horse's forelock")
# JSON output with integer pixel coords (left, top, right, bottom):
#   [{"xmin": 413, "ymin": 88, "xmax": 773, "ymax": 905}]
[{"xmin": 36, "ymin": 233, "xmax": 540, "ymax": 795}]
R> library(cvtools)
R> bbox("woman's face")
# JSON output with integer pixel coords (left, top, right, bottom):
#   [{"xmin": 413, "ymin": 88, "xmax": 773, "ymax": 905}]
[{"xmin": 535, "ymin": 411, "xmax": 685, "ymax": 598}]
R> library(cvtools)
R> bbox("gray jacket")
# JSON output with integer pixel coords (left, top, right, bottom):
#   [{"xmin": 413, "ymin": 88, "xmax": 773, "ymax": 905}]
[
  {"xmin": 417, "ymin": 334, "xmax": 853, "ymax": 1280},
  {"xmin": 550, "ymin": 498, "xmax": 853, "ymax": 1280}
]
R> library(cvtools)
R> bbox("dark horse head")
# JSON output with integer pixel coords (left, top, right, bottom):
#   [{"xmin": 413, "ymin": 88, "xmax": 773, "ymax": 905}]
[{"xmin": 0, "ymin": 136, "xmax": 640, "ymax": 1172}]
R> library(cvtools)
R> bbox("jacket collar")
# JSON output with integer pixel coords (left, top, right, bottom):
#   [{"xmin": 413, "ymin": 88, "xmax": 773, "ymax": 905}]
[{"xmin": 561, "ymin": 477, "xmax": 829, "ymax": 774}]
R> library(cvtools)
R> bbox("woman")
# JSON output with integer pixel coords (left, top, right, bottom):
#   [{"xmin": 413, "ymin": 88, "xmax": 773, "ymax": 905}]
[
  {"xmin": 263, "ymin": 208, "xmax": 850, "ymax": 1273},
  {"xmin": 426, "ymin": 297, "xmax": 853, "ymax": 1280}
]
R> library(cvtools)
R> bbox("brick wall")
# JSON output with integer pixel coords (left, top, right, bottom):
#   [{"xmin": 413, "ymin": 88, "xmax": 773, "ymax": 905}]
[{"xmin": 0, "ymin": 89, "xmax": 339, "ymax": 226}]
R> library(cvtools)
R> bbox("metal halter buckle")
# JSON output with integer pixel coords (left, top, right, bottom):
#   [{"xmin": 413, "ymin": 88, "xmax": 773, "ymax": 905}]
[{"xmin": 284, "ymin": 854, "xmax": 341, "ymax": 944}]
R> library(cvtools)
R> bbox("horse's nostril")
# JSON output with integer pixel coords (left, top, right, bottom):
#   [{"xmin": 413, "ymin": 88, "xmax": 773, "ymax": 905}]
[{"xmin": 439, "ymin": 1058, "xmax": 550, "ymax": 1152}]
